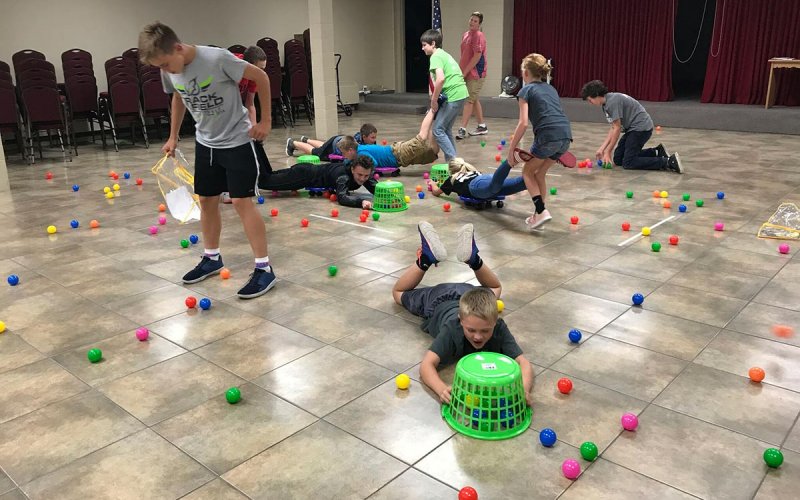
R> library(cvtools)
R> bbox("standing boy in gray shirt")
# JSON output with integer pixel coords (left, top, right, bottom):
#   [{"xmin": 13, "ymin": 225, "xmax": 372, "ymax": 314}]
[
  {"xmin": 581, "ymin": 80, "xmax": 684, "ymax": 173},
  {"xmin": 139, "ymin": 22, "xmax": 277, "ymax": 299}
]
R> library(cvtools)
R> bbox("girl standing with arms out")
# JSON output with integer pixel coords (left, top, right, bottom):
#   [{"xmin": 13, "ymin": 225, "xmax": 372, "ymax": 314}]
[{"xmin": 507, "ymin": 54, "xmax": 572, "ymax": 230}]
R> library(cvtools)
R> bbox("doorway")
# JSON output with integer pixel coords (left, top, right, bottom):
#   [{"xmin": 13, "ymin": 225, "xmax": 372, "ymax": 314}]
[
  {"xmin": 672, "ymin": 0, "xmax": 717, "ymax": 99},
  {"xmin": 404, "ymin": 0, "xmax": 432, "ymax": 93}
]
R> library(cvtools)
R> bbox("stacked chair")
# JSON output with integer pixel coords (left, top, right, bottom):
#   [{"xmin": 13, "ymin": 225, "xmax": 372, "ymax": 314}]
[
  {"xmin": 283, "ymin": 39, "xmax": 313, "ymax": 124},
  {"xmin": 0, "ymin": 60, "xmax": 25, "ymax": 160},
  {"xmin": 61, "ymin": 48, "xmax": 102, "ymax": 154},
  {"xmin": 257, "ymin": 37, "xmax": 291, "ymax": 127},
  {"xmin": 102, "ymin": 55, "xmax": 149, "ymax": 151}
]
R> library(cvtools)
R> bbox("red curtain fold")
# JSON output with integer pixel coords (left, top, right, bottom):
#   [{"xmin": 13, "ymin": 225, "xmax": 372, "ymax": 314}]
[
  {"xmin": 512, "ymin": 0, "xmax": 674, "ymax": 101},
  {"xmin": 701, "ymin": 0, "xmax": 800, "ymax": 105}
]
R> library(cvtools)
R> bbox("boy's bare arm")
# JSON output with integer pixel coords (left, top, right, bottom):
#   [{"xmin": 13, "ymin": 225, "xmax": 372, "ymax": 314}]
[
  {"xmin": 242, "ymin": 64, "xmax": 271, "ymax": 140},
  {"xmin": 419, "ymin": 351, "xmax": 450, "ymax": 403},
  {"xmin": 515, "ymin": 354, "xmax": 534, "ymax": 406}
]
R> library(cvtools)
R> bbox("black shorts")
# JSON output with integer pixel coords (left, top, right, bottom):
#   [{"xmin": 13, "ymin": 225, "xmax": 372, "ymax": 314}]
[
  {"xmin": 311, "ymin": 135, "xmax": 343, "ymax": 160},
  {"xmin": 194, "ymin": 140, "xmax": 272, "ymax": 198},
  {"xmin": 401, "ymin": 283, "xmax": 475, "ymax": 319}
]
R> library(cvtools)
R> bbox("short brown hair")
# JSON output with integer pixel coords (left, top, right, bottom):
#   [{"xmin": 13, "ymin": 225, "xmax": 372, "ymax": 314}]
[
  {"xmin": 459, "ymin": 288, "xmax": 498, "ymax": 323},
  {"xmin": 360, "ymin": 123, "xmax": 377, "ymax": 138},
  {"xmin": 243, "ymin": 46, "xmax": 266, "ymax": 64},
  {"xmin": 138, "ymin": 21, "xmax": 181, "ymax": 63},
  {"xmin": 337, "ymin": 135, "xmax": 358, "ymax": 153},
  {"xmin": 471, "ymin": 11, "xmax": 484, "ymax": 24}
]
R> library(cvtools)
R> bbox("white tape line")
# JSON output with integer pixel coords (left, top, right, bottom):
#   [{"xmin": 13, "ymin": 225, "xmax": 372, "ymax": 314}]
[
  {"xmin": 618, "ymin": 215, "xmax": 676, "ymax": 247},
  {"xmin": 308, "ymin": 213, "xmax": 393, "ymax": 233}
]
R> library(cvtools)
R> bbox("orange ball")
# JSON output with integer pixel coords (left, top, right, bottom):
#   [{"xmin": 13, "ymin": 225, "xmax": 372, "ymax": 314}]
[
  {"xmin": 158, "ymin": 203, "xmax": 166, "ymax": 212},
  {"xmin": 772, "ymin": 324, "xmax": 795, "ymax": 338},
  {"xmin": 495, "ymin": 154, "xmax": 501, "ymax": 162},
  {"xmin": 89, "ymin": 219, "xmax": 100, "ymax": 228},
  {"xmin": 748, "ymin": 366, "xmax": 765, "ymax": 382},
  {"xmin": 415, "ymin": 185, "xmax": 423, "ymax": 192},
  {"xmin": 652, "ymin": 190, "xmax": 660, "ymax": 198},
  {"xmin": 663, "ymin": 200, "xmax": 672, "ymax": 209},
  {"xmin": 220, "ymin": 268, "xmax": 231, "ymax": 279}
]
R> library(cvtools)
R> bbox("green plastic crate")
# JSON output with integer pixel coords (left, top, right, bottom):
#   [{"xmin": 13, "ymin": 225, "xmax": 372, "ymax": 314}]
[
  {"xmin": 373, "ymin": 180, "xmax": 408, "ymax": 213},
  {"xmin": 297, "ymin": 154, "xmax": 321, "ymax": 164}
]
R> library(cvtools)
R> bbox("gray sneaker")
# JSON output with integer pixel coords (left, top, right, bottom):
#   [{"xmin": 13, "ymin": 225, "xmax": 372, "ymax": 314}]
[
  {"xmin": 456, "ymin": 127, "xmax": 467, "ymax": 140},
  {"xmin": 285, "ymin": 138, "xmax": 295, "ymax": 156},
  {"xmin": 469, "ymin": 125, "xmax": 489, "ymax": 136}
]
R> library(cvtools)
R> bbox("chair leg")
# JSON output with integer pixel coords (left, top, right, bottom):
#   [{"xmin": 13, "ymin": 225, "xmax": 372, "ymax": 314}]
[
  {"xmin": 37, "ymin": 132, "xmax": 43, "ymax": 159},
  {"xmin": 108, "ymin": 113, "xmax": 119, "ymax": 152},
  {"xmin": 139, "ymin": 109, "xmax": 150, "ymax": 149},
  {"xmin": 56, "ymin": 129, "xmax": 68, "ymax": 164}
]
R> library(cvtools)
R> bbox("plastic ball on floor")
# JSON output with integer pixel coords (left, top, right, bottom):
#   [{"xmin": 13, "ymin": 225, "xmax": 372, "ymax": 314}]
[
  {"xmin": 418, "ymin": 192, "xmax": 425, "ymax": 199},
  {"xmin": 323, "ymin": 191, "xmax": 331, "ymax": 199},
  {"xmin": 112, "ymin": 173, "xmax": 119, "ymax": 180},
  {"xmin": 189, "ymin": 234, "xmax": 199, "ymax": 244},
  {"xmin": 257, "ymin": 196, "xmax": 265, "ymax": 204},
  {"xmin": 90, "ymin": 220, "xmax": 100, "ymax": 229},
  {"xmin": 423, "ymin": 172, "xmax": 430, "ymax": 179},
  {"xmin": 632, "ymin": 293, "xmax": 644, "ymax": 306},
  {"xmin": 682, "ymin": 193, "xmax": 690, "ymax": 201},
  {"xmin": 749, "ymin": 366, "xmax": 765, "ymax": 382},
  {"xmin": 570, "ymin": 216, "xmax": 579, "ymax": 225},
  {"xmin": 136, "ymin": 178, "xmax": 143, "ymax": 185},
  {"xmin": 480, "ymin": 140, "xmax": 486, "ymax": 147},
  {"xmin": 45, "ymin": 172, "xmax": 53, "ymax": 180},
  {"xmin": 381, "ymin": 139, "xmax": 388, "ymax": 145},
  {"xmin": 539, "ymin": 428, "xmax": 557, "ymax": 447},
  {"xmin": 580, "ymin": 441, "xmax": 599, "ymax": 461},
  {"xmin": 72, "ymin": 184, "xmax": 79, "ymax": 192},
  {"xmin": 373, "ymin": 173, "xmax": 380, "ymax": 181},
  {"xmin": 496, "ymin": 144, "xmax": 503, "ymax": 151},
  {"xmin": 0, "ymin": 321, "xmax": 5, "ymax": 333},
  {"xmin": 656, "ymin": 125, "xmax": 662, "ymax": 132},
  {"xmin": 46, "ymin": 225, "xmax": 57, "ymax": 234},
  {"xmin": 763, "ymin": 448, "xmax": 784, "ymax": 468},
  {"xmin": 180, "ymin": 239, "xmax": 189, "ymax": 248},
  {"xmin": 156, "ymin": 204, "xmax": 165, "ymax": 212},
  {"xmin": 778, "ymin": 243, "xmax": 790, "ymax": 254},
  {"xmin": 123, "ymin": 172, "xmax": 130, "ymax": 179},
  {"xmin": 669, "ymin": 235, "xmax": 679, "ymax": 245},
  {"xmin": 185, "ymin": 296, "xmax": 197, "ymax": 308},
  {"xmin": 301, "ymin": 218, "xmax": 309, "ymax": 227},
  {"xmin": 87, "ymin": 348, "xmax": 103, "ymax": 363},
  {"xmin": 359, "ymin": 214, "xmax": 368, "ymax": 222},
  {"xmin": 158, "ymin": 216, "xmax": 167, "ymax": 225},
  {"xmin": 404, "ymin": 195, "xmax": 411, "ymax": 203},
  {"xmin": 112, "ymin": 184, "xmax": 120, "ymax": 191},
  {"xmin": 220, "ymin": 268, "xmax": 231, "ymax": 279},
  {"xmin": 395, "ymin": 373, "xmax": 410, "ymax": 390},
  {"xmin": 605, "ymin": 161, "xmax": 613, "ymax": 169},
  {"xmin": 772, "ymin": 324, "xmax": 794, "ymax": 338},
  {"xmin": 500, "ymin": 139, "xmax": 507, "ymax": 146},
  {"xmin": 415, "ymin": 185, "xmax": 423, "ymax": 192},
  {"xmin": 663, "ymin": 200, "xmax": 671, "ymax": 209},
  {"xmin": 70, "ymin": 219, "xmax": 80, "ymax": 229},
  {"xmin": 642, "ymin": 226, "xmax": 651, "ymax": 236},
  {"xmin": 557, "ymin": 377, "xmax": 573, "ymax": 394},
  {"xmin": 497, "ymin": 299, "xmax": 504, "ymax": 313},
  {"xmin": 621, "ymin": 412, "xmax": 639, "ymax": 431},
  {"xmin": 494, "ymin": 154, "xmax": 501, "ymax": 162},
  {"xmin": 199, "ymin": 298, "xmax": 211, "ymax": 310},
  {"xmin": 679, "ymin": 204, "xmax": 687, "ymax": 213},
  {"xmin": 372, "ymin": 212, "xmax": 380, "ymax": 221},
  {"xmin": 135, "ymin": 327, "xmax": 149, "ymax": 341},
  {"xmin": 622, "ymin": 222, "xmax": 631, "ymax": 231},
  {"xmin": 568, "ymin": 328, "xmax": 582, "ymax": 343},
  {"xmin": 597, "ymin": 159, "xmax": 604, "ymax": 167},
  {"xmin": 550, "ymin": 187, "xmax": 557, "ymax": 195},
  {"xmin": 717, "ymin": 191, "xmax": 725, "ymax": 199},
  {"xmin": 105, "ymin": 191, "xmax": 114, "ymax": 200},
  {"xmin": 562, "ymin": 459, "xmax": 581, "ymax": 480},
  {"xmin": 652, "ymin": 190, "xmax": 660, "ymax": 198},
  {"xmin": 651, "ymin": 242, "xmax": 662, "ymax": 252},
  {"xmin": 458, "ymin": 486, "xmax": 478, "ymax": 500},
  {"xmin": 660, "ymin": 190, "xmax": 668, "ymax": 198},
  {"xmin": 271, "ymin": 209, "xmax": 278, "ymax": 217},
  {"xmin": 626, "ymin": 191, "xmax": 633, "ymax": 198},
  {"xmin": 714, "ymin": 222, "xmax": 724, "ymax": 231},
  {"xmin": 7, "ymin": 275, "xmax": 19, "ymax": 286},
  {"xmin": 108, "ymin": 170, "xmax": 116, "ymax": 178},
  {"xmin": 443, "ymin": 203, "xmax": 451, "ymax": 212},
  {"xmin": 696, "ymin": 199, "xmax": 704, "ymax": 207},
  {"xmin": 225, "ymin": 387, "xmax": 241, "ymax": 404},
  {"xmin": 328, "ymin": 265, "xmax": 338, "ymax": 277},
  {"xmin": 331, "ymin": 208, "xmax": 339, "ymax": 217},
  {"xmin": 103, "ymin": 186, "xmax": 111, "ymax": 194}
]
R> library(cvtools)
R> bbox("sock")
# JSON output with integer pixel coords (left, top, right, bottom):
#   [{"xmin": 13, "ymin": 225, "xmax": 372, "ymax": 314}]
[
  {"xmin": 255, "ymin": 256, "xmax": 270, "ymax": 272},
  {"xmin": 204, "ymin": 248, "xmax": 220, "ymax": 261},
  {"xmin": 532, "ymin": 195, "xmax": 545, "ymax": 214},
  {"xmin": 416, "ymin": 252, "xmax": 433, "ymax": 271},
  {"xmin": 468, "ymin": 255, "xmax": 483, "ymax": 271}
]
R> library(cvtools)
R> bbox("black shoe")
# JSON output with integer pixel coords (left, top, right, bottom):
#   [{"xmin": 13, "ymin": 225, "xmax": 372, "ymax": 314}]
[
  {"xmin": 182, "ymin": 256, "xmax": 224, "ymax": 284},
  {"xmin": 300, "ymin": 136, "xmax": 309, "ymax": 143},
  {"xmin": 285, "ymin": 138, "xmax": 295, "ymax": 156},
  {"xmin": 655, "ymin": 143, "xmax": 669, "ymax": 158},
  {"xmin": 667, "ymin": 153, "xmax": 684, "ymax": 174},
  {"xmin": 237, "ymin": 268, "xmax": 277, "ymax": 299}
]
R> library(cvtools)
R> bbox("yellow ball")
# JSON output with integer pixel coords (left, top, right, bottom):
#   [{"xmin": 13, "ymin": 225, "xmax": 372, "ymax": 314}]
[
  {"xmin": 113, "ymin": 184, "xmax": 120, "ymax": 191},
  {"xmin": 404, "ymin": 195, "xmax": 411, "ymax": 203},
  {"xmin": 465, "ymin": 394, "xmax": 480, "ymax": 407},
  {"xmin": 105, "ymin": 191, "xmax": 114, "ymax": 199},
  {"xmin": 497, "ymin": 299, "xmax": 505, "ymax": 313},
  {"xmin": 46, "ymin": 225, "xmax": 57, "ymax": 234},
  {"xmin": 0, "ymin": 320, "xmax": 5, "ymax": 333},
  {"xmin": 660, "ymin": 191, "xmax": 668, "ymax": 198},
  {"xmin": 103, "ymin": 186, "xmax": 111, "ymax": 193},
  {"xmin": 395, "ymin": 373, "xmax": 410, "ymax": 390},
  {"xmin": 642, "ymin": 226, "xmax": 651, "ymax": 236}
]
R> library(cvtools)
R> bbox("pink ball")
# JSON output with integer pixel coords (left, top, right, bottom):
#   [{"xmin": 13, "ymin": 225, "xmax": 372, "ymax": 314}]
[
  {"xmin": 496, "ymin": 144, "xmax": 503, "ymax": 151},
  {"xmin": 561, "ymin": 459, "xmax": 581, "ymax": 479},
  {"xmin": 621, "ymin": 412, "xmax": 639, "ymax": 431},
  {"xmin": 135, "ymin": 327, "xmax": 149, "ymax": 341},
  {"xmin": 779, "ymin": 244, "xmax": 790, "ymax": 254},
  {"xmin": 423, "ymin": 172, "xmax": 430, "ymax": 179},
  {"xmin": 714, "ymin": 222, "xmax": 724, "ymax": 231},
  {"xmin": 149, "ymin": 226, "xmax": 158, "ymax": 235},
  {"xmin": 158, "ymin": 216, "xmax": 167, "ymax": 225},
  {"xmin": 374, "ymin": 173, "xmax": 380, "ymax": 181}
]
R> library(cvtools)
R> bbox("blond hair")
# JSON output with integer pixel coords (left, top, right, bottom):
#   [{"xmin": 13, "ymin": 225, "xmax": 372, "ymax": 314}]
[
  {"xmin": 521, "ymin": 53, "xmax": 552, "ymax": 82},
  {"xmin": 447, "ymin": 157, "xmax": 480, "ymax": 175},
  {"xmin": 459, "ymin": 288, "xmax": 498, "ymax": 323},
  {"xmin": 138, "ymin": 21, "xmax": 181, "ymax": 64},
  {"xmin": 336, "ymin": 135, "xmax": 358, "ymax": 153}
]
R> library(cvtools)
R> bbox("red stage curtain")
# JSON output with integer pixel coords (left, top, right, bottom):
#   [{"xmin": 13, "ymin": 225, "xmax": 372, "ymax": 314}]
[
  {"xmin": 701, "ymin": 0, "xmax": 800, "ymax": 105},
  {"xmin": 512, "ymin": 0, "xmax": 674, "ymax": 101}
]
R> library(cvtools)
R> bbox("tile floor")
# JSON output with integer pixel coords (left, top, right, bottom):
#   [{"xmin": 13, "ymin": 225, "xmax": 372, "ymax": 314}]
[{"xmin": 1, "ymin": 111, "xmax": 799, "ymax": 499}]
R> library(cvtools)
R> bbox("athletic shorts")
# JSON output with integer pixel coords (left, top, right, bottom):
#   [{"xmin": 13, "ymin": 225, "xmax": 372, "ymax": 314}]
[
  {"xmin": 311, "ymin": 135, "xmax": 343, "ymax": 160},
  {"xmin": 530, "ymin": 138, "xmax": 571, "ymax": 161},
  {"xmin": 391, "ymin": 136, "xmax": 439, "ymax": 167},
  {"xmin": 194, "ymin": 140, "xmax": 272, "ymax": 198},
  {"xmin": 401, "ymin": 282, "xmax": 475, "ymax": 319},
  {"xmin": 465, "ymin": 78, "xmax": 485, "ymax": 104}
]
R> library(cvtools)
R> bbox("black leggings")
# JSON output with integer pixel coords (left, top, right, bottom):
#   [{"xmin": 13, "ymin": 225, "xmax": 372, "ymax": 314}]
[{"xmin": 260, "ymin": 163, "xmax": 318, "ymax": 190}]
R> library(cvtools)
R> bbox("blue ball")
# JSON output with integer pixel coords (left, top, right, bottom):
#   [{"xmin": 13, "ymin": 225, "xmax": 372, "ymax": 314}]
[
  {"xmin": 123, "ymin": 172, "xmax": 131, "ymax": 179},
  {"xmin": 257, "ymin": 196, "xmax": 265, "ymax": 204},
  {"xmin": 539, "ymin": 428, "xmax": 557, "ymax": 447},
  {"xmin": 70, "ymin": 219, "xmax": 80, "ymax": 229},
  {"xmin": 678, "ymin": 204, "xmax": 687, "ymax": 213},
  {"xmin": 189, "ymin": 234, "xmax": 199, "ymax": 244},
  {"xmin": 500, "ymin": 139, "xmax": 507, "ymax": 146},
  {"xmin": 568, "ymin": 328, "xmax": 582, "ymax": 343},
  {"xmin": 7, "ymin": 274, "xmax": 19, "ymax": 286},
  {"xmin": 199, "ymin": 297, "xmax": 212, "ymax": 310},
  {"xmin": 597, "ymin": 159, "xmax": 603, "ymax": 166},
  {"xmin": 72, "ymin": 184, "xmax": 80, "ymax": 192},
  {"xmin": 716, "ymin": 191, "xmax": 725, "ymax": 199},
  {"xmin": 632, "ymin": 293, "xmax": 644, "ymax": 306},
  {"xmin": 418, "ymin": 192, "xmax": 425, "ymax": 199}
]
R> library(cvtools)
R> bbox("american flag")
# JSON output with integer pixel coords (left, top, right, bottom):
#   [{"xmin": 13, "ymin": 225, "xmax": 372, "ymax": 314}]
[{"xmin": 432, "ymin": 0, "xmax": 442, "ymax": 31}]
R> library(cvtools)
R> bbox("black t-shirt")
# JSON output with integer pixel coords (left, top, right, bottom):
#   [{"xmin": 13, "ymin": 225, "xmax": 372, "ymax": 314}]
[
  {"xmin": 421, "ymin": 300, "xmax": 523, "ymax": 366},
  {"xmin": 439, "ymin": 171, "xmax": 479, "ymax": 197}
]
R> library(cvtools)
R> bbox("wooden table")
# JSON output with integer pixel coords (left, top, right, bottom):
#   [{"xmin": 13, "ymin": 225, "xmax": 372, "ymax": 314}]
[{"xmin": 765, "ymin": 58, "xmax": 800, "ymax": 109}]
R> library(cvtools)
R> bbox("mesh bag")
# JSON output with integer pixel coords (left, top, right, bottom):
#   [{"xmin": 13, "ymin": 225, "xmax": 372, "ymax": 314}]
[
  {"xmin": 758, "ymin": 203, "xmax": 800, "ymax": 240},
  {"xmin": 150, "ymin": 151, "xmax": 201, "ymax": 223}
]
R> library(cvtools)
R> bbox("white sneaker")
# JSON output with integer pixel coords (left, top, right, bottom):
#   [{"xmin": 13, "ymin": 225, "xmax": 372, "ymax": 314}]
[
  {"xmin": 527, "ymin": 209, "xmax": 552, "ymax": 230},
  {"xmin": 222, "ymin": 192, "xmax": 232, "ymax": 204}
]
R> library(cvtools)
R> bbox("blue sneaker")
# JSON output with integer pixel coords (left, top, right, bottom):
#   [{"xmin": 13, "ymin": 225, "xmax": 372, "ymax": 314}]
[
  {"xmin": 417, "ymin": 221, "xmax": 447, "ymax": 269},
  {"xmin": 182, "ymin": 256, "xmax": 224, "ymax": 284},
  {"xmin": 456, "ymin": 223, "xmax": 479, "ymax": 267},
  {"xmin": 237, "ymin": 268, "xmax": 277, "ymax": 299}
]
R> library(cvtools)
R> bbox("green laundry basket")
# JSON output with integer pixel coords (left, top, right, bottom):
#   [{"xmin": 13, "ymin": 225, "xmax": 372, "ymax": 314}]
[
  {"xmin": 442, "ymin": 352, "xmax": 531, "ymax": 440},
  {"xmin": 373, "ymin": 180, "xmax": 408, "ymax": 213},
  {"xmin": 297, "ymin": 154, "xmax": 321, "ymax": 164},
  {"xmin": 430, "ymin": 163, "xmax": 450, "ymax": 185}
]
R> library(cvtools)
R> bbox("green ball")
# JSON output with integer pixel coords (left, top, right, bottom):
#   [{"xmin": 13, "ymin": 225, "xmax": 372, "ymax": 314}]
[
  {"xmin": 480, "ymin": 141, "xmax": 486, "ymax": 147},
  {"xmin": 696, "ymin": 199, "xmax": 704, "ymax": 207},
  {"xmin": 605, "ymin": 162, "xmax": 612, "ymax": 169},
  {"xmin": 651, "ymin": 242, "xmax": 662, "ymax": 252},
  {"xmin": 225, "ymin": 387, "xmax": 241, "ymax": 404},
  {"xmin": 763, "ymin": 448, "xmax": 784, "ymax": 468},
  {"xmin": 180, "ymin": 239, "xmax": 190, "ymax": 248},
  {"xmin": 580, "ymin": 441, "xmax": 599, "ymax": 461},
  {"xmin": 682, "ymin": 193, "xmax": 690, "ymax": 201},
  {"xmin": 328, "ymin": 265, "xmax": 338, "ymax": 277},
  {"xmin": 87, "ymin": 348, "xmax": 103, "ymax": 363},
  {"xmin": 372, "ymin": 212, "xmax": 380, "ymax": 221},
  {"xmin": 626, "ymin": 191, "xmax": 633, "ymax": 198},
  {"xmin": 550, "ymin": 187, "xmax": 557, "ymax": 195}
]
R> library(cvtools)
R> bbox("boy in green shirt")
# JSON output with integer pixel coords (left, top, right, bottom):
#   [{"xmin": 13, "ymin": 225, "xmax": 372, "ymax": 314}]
[{"xmin": 421, "ymin": 29, "xmax": 468, "ymax": 162}]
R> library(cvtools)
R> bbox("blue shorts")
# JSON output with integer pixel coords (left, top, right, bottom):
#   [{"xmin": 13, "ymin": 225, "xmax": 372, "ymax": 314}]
[{"xmin": 530, "ymin": 138, "xmax": 571, "ymax": 161}]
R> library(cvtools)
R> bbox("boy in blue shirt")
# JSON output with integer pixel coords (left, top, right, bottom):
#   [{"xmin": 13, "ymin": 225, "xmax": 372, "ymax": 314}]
[{"xmin": 340, "ymin": 110, "xmax": 440, "ymax": 168}]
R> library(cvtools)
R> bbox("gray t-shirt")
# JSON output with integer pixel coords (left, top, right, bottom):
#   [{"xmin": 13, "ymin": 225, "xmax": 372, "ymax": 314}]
[
  {"xmin": 161, "ymin": 46, "xmax": 251, "ymax": 148},
  {"xmin": 602, "ymin": 92, "xmax": 653, "ymax": 132}
]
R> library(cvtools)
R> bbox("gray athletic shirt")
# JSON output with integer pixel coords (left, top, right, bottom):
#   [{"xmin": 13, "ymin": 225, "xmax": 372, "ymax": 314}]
[
  {"xmin": 161, "ymin": 46, "xmax": 251, "ymax": 148},
  {"xmin": 602, "ymin": 92, "xmax": 653, "ymax": 133}
]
